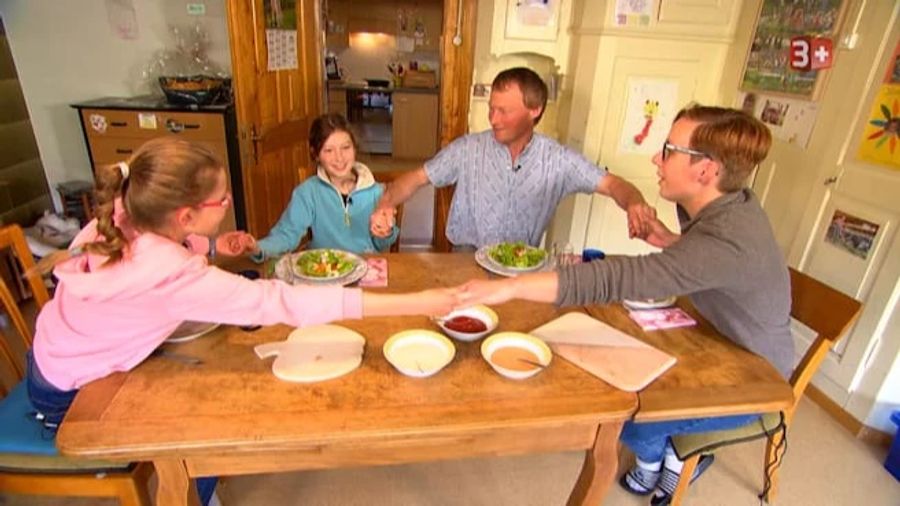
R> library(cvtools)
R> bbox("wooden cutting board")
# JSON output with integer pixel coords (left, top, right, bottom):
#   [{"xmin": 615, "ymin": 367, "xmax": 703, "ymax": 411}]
[
  {"xmin": 255, "ymin": 324, "xmax": 365, "ymax": 383},
  {"xmin": 530, "ymin": 312, "xmax": 676, "ymax": 392}
]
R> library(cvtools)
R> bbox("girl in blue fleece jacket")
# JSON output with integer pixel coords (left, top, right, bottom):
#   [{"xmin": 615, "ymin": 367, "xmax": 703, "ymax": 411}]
[{"xmin": 250, "ymin": 114, "xmax": 399, "ymax": 259}]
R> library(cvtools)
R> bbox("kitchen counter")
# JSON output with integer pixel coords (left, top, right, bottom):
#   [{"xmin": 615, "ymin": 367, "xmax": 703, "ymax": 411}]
[
  {"xmin": 71, "ymin": 95, "xmax": 232, "ymax": 112},
  {"xmin": 327, "ymin": 81, "xmax": 438, "ymax": 94}
]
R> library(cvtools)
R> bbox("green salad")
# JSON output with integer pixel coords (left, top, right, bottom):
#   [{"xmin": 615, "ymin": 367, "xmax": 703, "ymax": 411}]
[
  {"xmin": 295, "ymin": 249, "xmax": 355, "ymax": 278},
  {"xmin": 488, "ymin": 242, "xmax": 547, "ymax": 269}
]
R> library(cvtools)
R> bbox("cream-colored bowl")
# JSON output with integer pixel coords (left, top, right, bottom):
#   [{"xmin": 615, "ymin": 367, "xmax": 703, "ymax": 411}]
[
  {"xmin": 481, "ymin": 332, "xmax": 552, "ymax": 380},
  {"xmin": 383, "ymin": 329, "xmax": 455, "ymax": 378},
  {"xmin": 436, "ymin": 304, "xmax": 499, "ymax": 342}
]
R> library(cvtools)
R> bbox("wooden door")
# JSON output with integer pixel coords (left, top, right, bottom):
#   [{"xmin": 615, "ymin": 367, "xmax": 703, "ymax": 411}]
[
  {"xmin": 392, "ymin": 92, "xmax": 438, "ymax": 159},
  {"xmin": 226, "ymin": 0, "xmax": 324, "ymax": 236},
  {"xmin": 783, "ymin": 4, "xmax": 900, "ymax": 422}
]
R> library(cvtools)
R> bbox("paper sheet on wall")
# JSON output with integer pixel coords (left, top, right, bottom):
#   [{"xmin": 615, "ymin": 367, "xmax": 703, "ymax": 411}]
[
  {"xmin": 105, "ymin": 0, "xmax": 139, "ymax": 40},
  {"xmin": 266, "ymin": 29, "xmax": 298, "ymax": 71},
  {"xmin": 737, "ymin": 92, "xmax": 818, "ymax": 149},
  {"xmin": 615, "ymin": 0, "xmax": 652, "ymax": 27},
  {"xmin": 618, "ymin": 78, "xmax": 679, "ymax": 156},
  {"xmin": 397, "ymin": 36, "xmax": 416, "ymax": 53}
]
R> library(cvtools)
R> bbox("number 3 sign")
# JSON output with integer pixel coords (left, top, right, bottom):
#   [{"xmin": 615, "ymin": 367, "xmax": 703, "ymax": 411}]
[{"xmin": 790, "ymin": 37, "xmax": 835, "ymax": 71}]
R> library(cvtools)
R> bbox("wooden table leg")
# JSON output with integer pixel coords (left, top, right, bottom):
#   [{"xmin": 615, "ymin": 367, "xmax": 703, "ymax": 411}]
[
  {"xmin": 154, "ymin": 459, "xmax": 200, "ymax": 506},
  {"xmin": 566, "ymin": 421, "xmax": 624, "ymax": 506}
]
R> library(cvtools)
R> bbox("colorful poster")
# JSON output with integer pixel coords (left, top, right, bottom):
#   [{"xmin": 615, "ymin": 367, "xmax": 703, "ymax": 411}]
[
  {"xmin": 740, "ymin": 0, "xmax": 845, "ymax": 99},
  {"xmin": 619, "ymin": 79, "xmax": 679, "ymax": 156},
  {"xmin": 857, "ymin": 84, "xmax": 900, "ymax": 169},
  {"xmin": 264, "ymin": 0, "xmax": 297, "ymax": 29},
  {"xmin": 824, "ymin": 210, "xmax": 879, "ymax": 260}
]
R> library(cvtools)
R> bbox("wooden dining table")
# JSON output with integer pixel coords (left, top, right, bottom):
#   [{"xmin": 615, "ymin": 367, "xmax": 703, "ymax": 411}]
[{"xmin": 55, "ymin": 253, "xmax": 793, "ymax": 506}]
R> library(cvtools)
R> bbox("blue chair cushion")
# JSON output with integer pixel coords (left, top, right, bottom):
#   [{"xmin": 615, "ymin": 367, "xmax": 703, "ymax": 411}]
[
  {"xmin": 0, "ymin": 380, "xmax": 132, "ymax": 472},
  {"xmin": 0, "ymin": 381, "xmax": 58, "ymax": 456}
]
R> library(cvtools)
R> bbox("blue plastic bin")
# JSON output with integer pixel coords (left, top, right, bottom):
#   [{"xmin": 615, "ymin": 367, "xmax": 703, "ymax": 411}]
[{"xmin": 886, "ymin": 410, "xmax": 900, "ymax": 481}]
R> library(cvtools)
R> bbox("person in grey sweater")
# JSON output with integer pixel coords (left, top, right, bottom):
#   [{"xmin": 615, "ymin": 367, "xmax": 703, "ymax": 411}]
[{"xmin": 459, "ymin": 105, "xmax": 792, "ymax": 505}]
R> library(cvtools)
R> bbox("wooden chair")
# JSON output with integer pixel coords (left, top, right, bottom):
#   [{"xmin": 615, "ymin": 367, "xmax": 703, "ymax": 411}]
[
  {"xmin": 0, "ymin": 224, "xmax": 153, "ymax": 505},
  {"xmin": 669, "ymin": 267, "xmax": 862, "ymax": 505}
]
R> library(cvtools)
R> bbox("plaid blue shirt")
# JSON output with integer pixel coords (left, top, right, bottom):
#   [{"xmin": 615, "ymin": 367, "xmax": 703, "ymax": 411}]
[{"xmin": 425, "ymin": 131, "xmax": 606, "ymax": 247}]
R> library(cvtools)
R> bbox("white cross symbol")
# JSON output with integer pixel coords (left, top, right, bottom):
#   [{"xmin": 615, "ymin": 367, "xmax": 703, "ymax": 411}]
[{"xmin": 814, "ymin": 45, "xmax": 830, "ymax": 63}]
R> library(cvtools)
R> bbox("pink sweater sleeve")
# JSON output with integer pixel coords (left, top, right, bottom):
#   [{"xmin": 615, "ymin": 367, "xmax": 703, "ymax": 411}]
[{"xmin": 158, "ymin": 256, "xmax": 364, "ymax": 327}]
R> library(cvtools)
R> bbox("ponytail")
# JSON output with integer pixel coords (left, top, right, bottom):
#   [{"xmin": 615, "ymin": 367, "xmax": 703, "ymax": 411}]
[
  {"xmin": 28, "ymin": 139, "xmax": 222, "ymax": 277},
  {"xmin": 27, "ymin": 162, "xmax": 130, "ymax": 276},
  {"xmin": 86, "ymin": 161, "xmax": 129, "ymax": 264}
]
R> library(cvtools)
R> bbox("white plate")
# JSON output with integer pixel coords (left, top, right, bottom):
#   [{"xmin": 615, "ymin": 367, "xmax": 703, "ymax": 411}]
[
  {"xmin": 435, "ymin": 304, "xmax": 499, "ymax": 342},
  {"xmin": 383, "ymin": 330, "xmax": 455, "ymax": 378},
  {"xmin": 622, "ymin": 297, "xmax": 678, "ymax": 310},
  {"xmin": 475, "ymin": 244, "xmax": 552, "ymax": 278},
  {"xmin": 166, "ymin": 321, "xmax": 220, "ymax": 343},
  {"xmin": 274, "ymin": 249, "xmax": 368, "ymax": 286}
]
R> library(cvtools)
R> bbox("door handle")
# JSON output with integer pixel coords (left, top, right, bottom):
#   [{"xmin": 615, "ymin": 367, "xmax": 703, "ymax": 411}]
[{"xmin": 824, "ymin": 176, "xmax": 838, "ymax": 186}]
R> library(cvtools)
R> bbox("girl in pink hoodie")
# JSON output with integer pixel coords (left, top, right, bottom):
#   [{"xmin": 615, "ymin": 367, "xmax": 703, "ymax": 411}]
[{"xmin": 27, "ymin": 137, "xmax": 459, "ymax": 432}]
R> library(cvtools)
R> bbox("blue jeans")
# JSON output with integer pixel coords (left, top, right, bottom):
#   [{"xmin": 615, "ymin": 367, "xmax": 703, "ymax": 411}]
[
  {"xmin": 24, "ymin": 350, "xmax": 219, "ymax": 505},
  {"xmin": 25, "ymin": 350, "xmax": 77, "ymax": 430},
  {"xmin": 621, "ymin": 414, "xmax": 760, "ymax": 462}
]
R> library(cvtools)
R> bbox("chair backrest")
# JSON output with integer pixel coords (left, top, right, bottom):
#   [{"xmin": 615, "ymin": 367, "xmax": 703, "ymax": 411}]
[
  {"xmin": 787, "ymin": 267, "xmax": 862, "ymax": 408},
  {"xmin": 371, "ymin": 169, "xmax": 406, "ymax": 253},
  {"xmin": 0, "ymin": 224, "xmax": 50, "ymax": 392}
]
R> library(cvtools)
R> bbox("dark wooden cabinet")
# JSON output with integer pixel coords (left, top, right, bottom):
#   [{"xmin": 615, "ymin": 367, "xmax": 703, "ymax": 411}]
[{"xmin": 71, "ymin": 97, "xmax": 247, "ymax": 231}]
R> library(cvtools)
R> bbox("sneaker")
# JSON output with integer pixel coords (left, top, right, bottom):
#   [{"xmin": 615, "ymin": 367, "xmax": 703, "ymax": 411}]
[
  {"xmin": 649, "ymin": 454, "xmax": 716, "ymax": 506},
  {"xmin": 619, "ymin": 465, "xmax": 661, "ymax": 496}
]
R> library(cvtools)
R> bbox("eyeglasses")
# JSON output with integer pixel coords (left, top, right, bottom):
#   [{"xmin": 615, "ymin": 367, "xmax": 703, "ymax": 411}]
[
  {"xmin": 196, "ymin": 192, "xmax": 232, "ymax": 209},
  {"xmin": 661, "ymin": 141, "xmax": 710, "ymax": 161}
]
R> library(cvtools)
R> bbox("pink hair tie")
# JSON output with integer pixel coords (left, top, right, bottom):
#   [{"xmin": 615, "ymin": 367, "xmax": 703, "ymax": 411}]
[{"xmin": 118, "ymin": 161, "xmax": 130, "ymax": 179}]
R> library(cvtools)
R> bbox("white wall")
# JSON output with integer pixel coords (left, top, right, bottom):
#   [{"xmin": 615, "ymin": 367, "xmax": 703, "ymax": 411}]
[{"xmin": 0, "ymin": 0, "xmax": 231, "ymax": 209}]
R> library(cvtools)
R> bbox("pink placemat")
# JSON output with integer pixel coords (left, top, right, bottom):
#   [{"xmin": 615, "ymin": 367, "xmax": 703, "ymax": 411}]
[
  {"xmin": 358, "ymin": 257, "xmax": 388, "ymax": 287},
  {"xmin": 628, "ymin": 308, "xmax": 697, "ymax": 331}
]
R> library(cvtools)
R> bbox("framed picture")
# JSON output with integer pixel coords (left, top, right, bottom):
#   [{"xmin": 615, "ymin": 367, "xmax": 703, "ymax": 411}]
[{"xmin": 740, "ymin": 0, "xmax": 848, "ymax": 100}]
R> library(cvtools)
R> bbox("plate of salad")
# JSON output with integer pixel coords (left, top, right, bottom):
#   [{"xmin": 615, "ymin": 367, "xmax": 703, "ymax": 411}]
[
  {"xmin": 276, "ymin": 249, "xmax": 368, "ymax": 285},
  {"xmin": 475, "ymin": 242, "xmax": 549, "ymax": 277}
]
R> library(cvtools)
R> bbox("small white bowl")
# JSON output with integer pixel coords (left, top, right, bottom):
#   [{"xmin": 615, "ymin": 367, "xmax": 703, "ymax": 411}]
[
  {"xmin": 383, "ymin": 330, "xmax": 456, "ymax": 378},
  {"xmin": 436, "ymin": 305, "xmax": 499, "ymax": 342},
  {"xmin": 481, "ymin": 332, "xmax": 552, "ymax": 380}
]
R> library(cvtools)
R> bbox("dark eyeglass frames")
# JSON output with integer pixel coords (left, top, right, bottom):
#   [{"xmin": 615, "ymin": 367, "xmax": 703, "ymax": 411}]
[{"xmin": 661, "ymin": 141, "xmax": 710, "ymax": 162}]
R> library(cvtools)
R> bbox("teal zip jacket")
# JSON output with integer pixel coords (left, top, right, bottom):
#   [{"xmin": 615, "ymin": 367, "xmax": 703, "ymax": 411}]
[{"xmin": 255, "ymin": 162, "xmax": 399, "ymax": 258}]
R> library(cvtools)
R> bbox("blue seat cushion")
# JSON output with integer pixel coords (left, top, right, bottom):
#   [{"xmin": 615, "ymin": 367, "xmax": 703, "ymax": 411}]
[
  {"xmin": 0, "ymin": 381, "xmax": 58, "ymax": 456},
  {"xmin": 0, "ymin": 380, "xmax": 132, "ymax": 472}
]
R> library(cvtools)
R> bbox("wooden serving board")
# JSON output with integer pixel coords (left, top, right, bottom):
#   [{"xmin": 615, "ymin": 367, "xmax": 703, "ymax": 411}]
[
  {"xmin": 254, "ymin": 324, "xmax": 365, "ymax": 383},
  {"xmin": 530, "ymin": 312, "xmax": 675, "ymax": 392}
]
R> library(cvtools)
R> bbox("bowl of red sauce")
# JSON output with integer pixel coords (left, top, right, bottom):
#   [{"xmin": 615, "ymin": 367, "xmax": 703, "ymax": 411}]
[{"xmin": 435, "ymin": 304, "xmax": 498, "ymax": 342}]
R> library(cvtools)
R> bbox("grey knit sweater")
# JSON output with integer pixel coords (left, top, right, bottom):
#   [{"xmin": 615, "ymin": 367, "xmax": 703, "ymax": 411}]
[{"xmin": 556, "ymin": 189, "xmax": 794, "ymax": 379}]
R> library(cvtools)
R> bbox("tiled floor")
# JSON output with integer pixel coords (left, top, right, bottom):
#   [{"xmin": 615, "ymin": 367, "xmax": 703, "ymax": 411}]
[{"xmin": 353, "ymin": 108, "xmax": 392, "ymax": 155}]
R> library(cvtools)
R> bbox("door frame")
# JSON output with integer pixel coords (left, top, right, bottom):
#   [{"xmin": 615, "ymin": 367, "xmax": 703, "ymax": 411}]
[
  {"xmin": 434, "ymin": 0, "xmax": 477, "ymax": 251},
  {"xmin": 226, "ymin": 0, "xmax": 476, "ymax": 249}
]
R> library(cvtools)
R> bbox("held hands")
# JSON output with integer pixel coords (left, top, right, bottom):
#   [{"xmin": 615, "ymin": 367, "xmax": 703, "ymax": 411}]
[
  {"xmin": 413, "ymin": 282, "xmax": 517, "ymax": 318},
  {"xmin": 642, "ymin": 216, "xmax": 680, "ymax": 249},
  {"xmin": 370, "ymin": 208, "xmax": 396, "ymax": 238},
  {"xmin": 416, "ymin": 287, "xmax": 468, "ymax": 317},
  {"xmin": 455, "ymin": 279, "xmax": 519, "ymax": 307},
  {"xmin": 216, "ymin": 231, "xmax": 258, "ymax": 257},
  {"xmin": 626, "ymin": 202, "xmax": 658, "ymax": 240}
]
